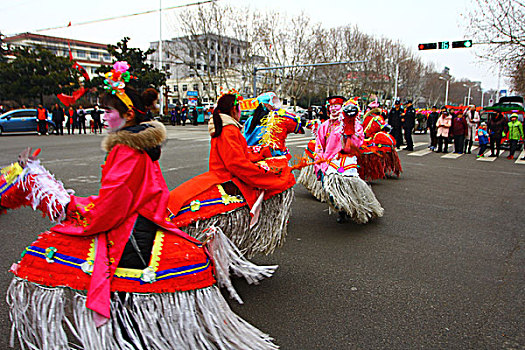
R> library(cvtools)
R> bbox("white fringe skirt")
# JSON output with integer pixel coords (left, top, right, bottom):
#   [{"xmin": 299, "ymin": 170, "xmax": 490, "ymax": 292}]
[
  {"xmin": 181, "ymin": 188, "xmax": 294, "ymax": 258},
  {"xmin": 323, "ymin": 174, "xmax": 384, "ymax": 224},
  {"xmin": 7, "ymin": 277, "xmax": 279, "ymax": 350},
  {"xmin": 297, "ymin": 165, "xmax": 327, "ymax": 202}
]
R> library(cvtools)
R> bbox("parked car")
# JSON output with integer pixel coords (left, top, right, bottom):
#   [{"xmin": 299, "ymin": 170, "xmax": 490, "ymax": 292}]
[{"xmin": 0, "ymin": 109, "xmax": 55, "ymax": 135}]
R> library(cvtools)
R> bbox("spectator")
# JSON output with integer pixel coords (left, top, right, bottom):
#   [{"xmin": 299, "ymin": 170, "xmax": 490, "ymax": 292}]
[
  {"xmin": 451, "ymin": 111, "xmax": 468, "ymax": 154},
  {"xmin": 487, "ymin": 112, "xmax": 506, "ymax": 157},
  {"xmin": 91, "ymin": 105, "xmax": 103, "ymax": 134},
  {"xmin": 51, "ymin": 103, "xmax": 64, "ymax": 135},
  {"xmin": 307, "ymin": 106, "xmax": 313, "ymax": 120},
  {"xmin": 181, "ymin": 105, "xmax": 187, "ymax": 126},
  {"xmin": 36, "ymin": 104, "xmax": 48, "ymax": 136},
  {"xmin": 506, "ymin": 113, "xmax": 524, "ymax": 160},
  {"xmin": 66, "ymin": 106, "xmax": 77, "ymax": 135},
  {"xmin": 318, "ymin": 105, "xmax": 328, "ymax": 122},
  {"xmin": 401, "ymin": 100, "xmax": 416, "ymax": 151},
  {"xmin": 77, "ymin": 105, "xmax": 87, "ymax": 134},
  {"xmin": 170, "ymin": 108, "xmax": 176, "ymax": 126},
  {"xmin": 464, "ymin": 105, "xmax": 480, "ymax": 153},
  {"xmin": 476, "ymin": 122, "xmax": 490, "ymax": 158},
  {"xmin": 436, "ymin": 107, "xmax": 452, "ymax": 153},
  {"xmin": 192, "ymin": 107, "xmax": 198, "ymax": 125},
  {"xmin": 175, "ymin": 105, "xmax": 181, "ymax": 125},
  {"xmin": 427, "ymin": 106, "xmax": 439, "ymax": 151},
  {"xmin": 388, "ymin": 99, "xmax": 403, "ymax": 149}
]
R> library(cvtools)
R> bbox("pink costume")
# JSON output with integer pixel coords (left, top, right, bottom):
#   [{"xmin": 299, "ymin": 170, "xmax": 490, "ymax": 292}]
[{"xmin": 314, "ymin": 118, "xmax": 364, "ymax": 176}]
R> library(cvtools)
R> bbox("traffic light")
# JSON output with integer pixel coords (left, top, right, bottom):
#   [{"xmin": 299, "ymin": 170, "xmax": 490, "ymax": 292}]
[
  {"xmin": 452, "ymin": 40, "xmax": 473, "ymax": 48},
  {"xmin": 418, "ymin": 43, "xmax": 437, "ymax": 50}
]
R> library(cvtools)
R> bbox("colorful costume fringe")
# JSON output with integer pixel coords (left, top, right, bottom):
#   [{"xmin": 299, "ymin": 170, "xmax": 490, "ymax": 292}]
[{"xmin": 297, "ymin": 140, "xmax": 327, "ymax": 202}]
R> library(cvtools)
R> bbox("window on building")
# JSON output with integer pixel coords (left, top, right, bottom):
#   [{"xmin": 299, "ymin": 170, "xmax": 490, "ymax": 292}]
[
  {"xmin": 283, "ymin": 98, "xmax": 288, "ymax": 105},
  {"xmin": 197, "ymin": 63, "xmax": 201, "ymax": 70},
  {"xmin": 189, "ymin": 49, "xmax": 194, "ymax": 57},
  {"xmin": 203, "ymin": 98, "xmax": 209, "ymax": 102},
  {"xmin": 91, "ymin": 67, "xmax": 98, "ymax": 74},
  {"xmin": 103, "ymin": 53, "xmax": 110, "ymax": 61},
  {"xmin": 231, "ymin": 46, "xmax": 234, "ymax": 54},
  {"xmin": 203, "ymin": 65, "xmax": 207, "ymax": 71},
  {"xmin": 189, "ymin": 72, "xmax": 195, "ymax": 78},
  {"xmin": 182, "ymin": 84, "xmax": 187, "ymax": 91},
  {"xmin": 237, "ymin": 47, "xmax": 240, "ymax": 55},
  {"xmin": 211, "ymin": 54, "xmax": 215, "ymax": 61},
  {"xmin": 183, "ymin": 98, "xmax": 188, "ymax": 104},
  {"xmin": 203, "ymin": 84, "xmax": 207, "ymax": 91},
  {"xmin": 90, "ymin": 51, "xmax": 99, "ymax": 59},
  {"xmin": 172, "ymin": 99, "xmax": 178, "ymax": 104},
  {"xmin": 77, "ymin": 50, "xmax": 86, "ymax": 58},
  {"xmin": 174, "ymin": 85, "xmax": 178, "ymax": 92},
  {"xmin": 193, "ymin": 84, "xmax": 199, "ymax": 91},
  {"xmin": 165, "ymin": 64, "xmax": 170, "ymax": 71}
]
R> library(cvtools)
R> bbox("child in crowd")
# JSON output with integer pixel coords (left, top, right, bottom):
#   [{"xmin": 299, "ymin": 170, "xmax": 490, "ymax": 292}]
[{"xmin": 477, "ymin": 122, "xmax": 489, "ymax": 158}]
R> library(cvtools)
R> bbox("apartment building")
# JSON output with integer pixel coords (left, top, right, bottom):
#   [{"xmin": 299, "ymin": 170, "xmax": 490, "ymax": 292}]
[{"xmin": 4, "ymin": 32, "xmax": 111, "ymax": 78}]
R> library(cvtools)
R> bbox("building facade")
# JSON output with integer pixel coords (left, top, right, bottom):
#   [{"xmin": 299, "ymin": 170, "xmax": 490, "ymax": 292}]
[
  {"xmin": 150, "ymin": 34, "xmax": 264, "ymax": 106},
  {"xmin": 4, "ymin": 32, "xmax": 111, "ymax": 79}
]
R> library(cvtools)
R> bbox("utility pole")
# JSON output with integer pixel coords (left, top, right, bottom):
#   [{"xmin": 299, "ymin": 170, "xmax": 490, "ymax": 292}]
[{"xmin": 159, "ymin": 0, "xmax": 163, "ymax": 115}]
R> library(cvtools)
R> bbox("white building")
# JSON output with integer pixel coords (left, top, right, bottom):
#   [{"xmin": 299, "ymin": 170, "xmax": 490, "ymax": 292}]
[{"xmin": 4, "ymin": 32, "xmax": 111, "ymax": 79}]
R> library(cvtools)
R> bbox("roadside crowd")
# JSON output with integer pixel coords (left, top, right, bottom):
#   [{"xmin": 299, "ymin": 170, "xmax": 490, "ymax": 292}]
[
  {"xmin": 424, "ymin": 105, "xmax": 524, "ymax": 160},
  {"xmin": 386, "ymin": 100, "xmax": 524, "ymax": 160},
  {"xmin": 35, "ymin": 104, "xmax": 104, "ymax": 136}
]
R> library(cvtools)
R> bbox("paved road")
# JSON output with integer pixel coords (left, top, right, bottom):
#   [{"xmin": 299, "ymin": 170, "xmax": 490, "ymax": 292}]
[{"xmin": 0, "ymin": 127, "xmax": 523, "ymax": 349}]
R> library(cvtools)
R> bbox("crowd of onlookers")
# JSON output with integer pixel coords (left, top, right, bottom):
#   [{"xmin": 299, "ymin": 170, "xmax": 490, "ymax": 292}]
[
  {"xmin": 38, "ymin": 104, "xmax": 104, "ymax": 136},
  {"xmin": 167, "ymin": 105, "xmax": 213, "ymax": 126},
  {"xmin": 423, "ymin": 105, "xmax": 524, "ymax": 160}
]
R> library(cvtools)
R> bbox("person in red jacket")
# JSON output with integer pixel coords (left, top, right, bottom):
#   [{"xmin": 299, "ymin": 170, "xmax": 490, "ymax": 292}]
[
  {"xmin": 36, "ymin": 104, "xmax": 48, "ymax": 135},
  {"xmin": 6, "ymin": 64, "xmax": 279, "ymax": 349},
  {"xmin": 451, "ymin": 111, "xmax": 468, "ymax": 154},
  {"xmin": 168, "ymin": 92, "xmax": 296, "ymax": 256}
]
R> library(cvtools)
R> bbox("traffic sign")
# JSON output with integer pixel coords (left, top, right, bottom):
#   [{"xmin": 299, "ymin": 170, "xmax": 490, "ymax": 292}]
[{"xmin": 438, "ymin": 41, "xmax": 449, "ymax": 49}]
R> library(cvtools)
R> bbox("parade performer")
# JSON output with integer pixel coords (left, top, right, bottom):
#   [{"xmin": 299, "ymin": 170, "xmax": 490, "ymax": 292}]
[
  {"xmin": 2, "ymin": 62, "xmax": 279, "ymax": 349},
  {"xmin": 358, "ymin": 105, "xmax": 402, "ymax": 180},
  {"xmin": 167, "ymin": 91, "xmax": 296, "ymax": 257},
  {"xmin": 314, "ymin": 96, "xmax": 383, "ymax": 224},
  {"xmin": 243, "ymin": 91, "xmax": 304, "ymax": 157}
]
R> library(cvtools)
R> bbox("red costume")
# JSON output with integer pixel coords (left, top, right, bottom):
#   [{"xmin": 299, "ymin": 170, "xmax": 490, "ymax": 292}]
[{"xmin": 168, "ymin": 122, "xmax": 295, "ymax": 224}]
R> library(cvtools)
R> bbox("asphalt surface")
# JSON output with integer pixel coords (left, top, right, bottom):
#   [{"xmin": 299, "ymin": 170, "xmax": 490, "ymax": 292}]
[{"xmin": 0, "ymin": 126, "xmax": 523, "ymax": 349}]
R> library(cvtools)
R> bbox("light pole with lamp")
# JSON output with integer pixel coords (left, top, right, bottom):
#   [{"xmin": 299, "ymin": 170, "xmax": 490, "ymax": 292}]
[
  {"xmin": 463, "ymin": 84, "xmax": 473, "ymax": 106},
  {"xmin": 386, "ymin": 58, "xmax": 409, "ymax": 102},
  {"xmin": 439, "ymin": 76, "xmax": 450, "ymax": 105}
]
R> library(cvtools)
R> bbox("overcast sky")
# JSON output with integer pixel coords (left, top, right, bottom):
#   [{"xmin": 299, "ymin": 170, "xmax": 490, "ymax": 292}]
[{"xmin": 0, "ymin": 0, "xmax": 508, "ymax": 92}]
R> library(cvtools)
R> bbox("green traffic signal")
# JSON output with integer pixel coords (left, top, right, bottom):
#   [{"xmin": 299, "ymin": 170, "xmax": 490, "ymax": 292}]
[{"xmin": 452, "ymin": 40, "xmax": 473, "ymax": 48}]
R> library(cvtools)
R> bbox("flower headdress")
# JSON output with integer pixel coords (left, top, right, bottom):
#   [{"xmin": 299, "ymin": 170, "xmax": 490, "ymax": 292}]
[
  {"xmin": 219, "ymin": 87, "xmax": 244, "ymax": 106},
  {"xmin": 103, "ymin": 61, "xmax": 136, "ymax": 110}
]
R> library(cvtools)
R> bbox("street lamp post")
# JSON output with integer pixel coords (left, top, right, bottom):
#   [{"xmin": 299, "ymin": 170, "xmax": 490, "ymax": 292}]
[
  {"xmin": 463, "ymin": 84, "xmax": 472, "ymax": 106},
  {"xmin": 439, "ymin": 76, "xmax": 450, "ymax": 105}
]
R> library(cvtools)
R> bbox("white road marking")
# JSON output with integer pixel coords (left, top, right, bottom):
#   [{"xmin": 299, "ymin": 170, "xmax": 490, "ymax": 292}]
[
  {"xmin": 408, "ymin": 149, "xmax": 432, "ymax": 157},
  {"xmin": 514, "ymin": 150, "xmax": 525, "ymax": 164},
  {"xmin": 441, "ymin": 152, "xmax": 463, "ymax": 159}
]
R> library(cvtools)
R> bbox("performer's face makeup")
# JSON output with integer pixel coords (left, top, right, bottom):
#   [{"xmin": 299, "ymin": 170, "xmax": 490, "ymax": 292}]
[
  {"xmin": 104, "ymin": 107, "xmax": 126, "ymax": 132},
  {"xmin": 329, "ymin": 104, "xmax": 342, "ymax": 118}
]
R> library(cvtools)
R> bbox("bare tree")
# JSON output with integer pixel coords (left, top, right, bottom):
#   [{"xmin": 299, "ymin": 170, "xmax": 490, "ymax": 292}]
[{"xmin": 465, "ymin": 0, "xmax": 525, "ymax": 93}]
